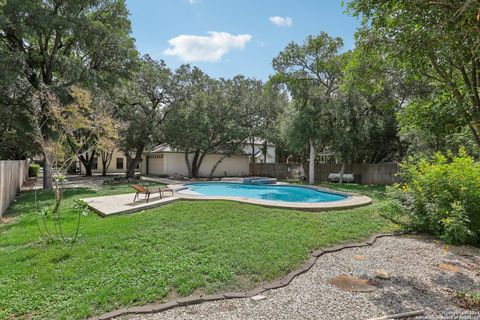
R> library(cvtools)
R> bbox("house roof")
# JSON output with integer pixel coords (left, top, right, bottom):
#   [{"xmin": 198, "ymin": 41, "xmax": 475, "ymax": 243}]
[
  {"xmin": 146, "ymin": 140, "xmax": 275, "ymax": 155},
  {"xmin": 252, "ymin": 150, "xmax": 274, "ymax": 159},
  {"xmin": 248, "ymin": 138, "xmax": 275, "ymax": 147}
]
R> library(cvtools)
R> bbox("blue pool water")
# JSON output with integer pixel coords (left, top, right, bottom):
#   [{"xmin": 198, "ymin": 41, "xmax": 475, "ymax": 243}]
[{"xmin": 178, "ymin": 182, "xmax": 347, "ymax": 203}]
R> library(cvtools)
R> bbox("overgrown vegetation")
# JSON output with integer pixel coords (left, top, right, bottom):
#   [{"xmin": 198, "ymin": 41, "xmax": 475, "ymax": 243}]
[
  {"xmin": 28, "ymin": 163, "xmax": 40, "ymax": 177},
  {"xmin": 386, "ymin": 150, "xmax": 480, "ymax": 245},
  {"xmin": 0, "ymin": 183, "xmax": 396, "ymax": 319}
]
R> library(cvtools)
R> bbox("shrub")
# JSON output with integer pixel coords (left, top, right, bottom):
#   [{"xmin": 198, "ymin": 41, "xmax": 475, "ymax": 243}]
[
  {"xmin": 28, "ymin": 163, "xmax": 40, "ymax": 177},
  {"xmin": 386, "ymin": 149, "xmax": 480, "ymax": 245}
]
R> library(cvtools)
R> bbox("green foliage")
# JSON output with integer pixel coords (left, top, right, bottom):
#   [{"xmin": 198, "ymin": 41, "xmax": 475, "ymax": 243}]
[
  {"xmin": 387, "ymin": 150, "xmax": 480, "ymax": 244},
  {"xmin": 28, "ymin": 163, "xmax": 40, "ymax": 177},
  {"xmin": 163, "ymin": 70, "xmax": 283, "ymax": 177},
  {"xmin": 398, "ymin": 90, "xmax": 479, "ymax": 156},
  {"xmin": 0, "ymin": 0, "xmax": 137, "ymax": 186},
  {"xmin": 0, "ymin": 182, "xmax": 394, "ymax": 319},
  {"xmin": 73, "ymin": 199, "xmax": 90, "ymax": 217},
  {"xmin": 272, "ymin": 32, "xmax": 345, "ymax": 152},
  {"xmin": 115, "ymin": 55, "xmax": 174, "ymax": 177},
  {"xmin": 0, "ymin": 0, "xmax": 137, "ymax": 90},
  {"xmin": 348, "ymin": 0, "xmax": 480, "ymax": 149},
  {"xmin": 341, "ymin": 35, "xmax": 430, "ymax": 161}
]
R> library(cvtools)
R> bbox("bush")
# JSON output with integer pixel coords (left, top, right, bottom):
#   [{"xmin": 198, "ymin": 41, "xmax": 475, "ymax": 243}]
[
  {"xmin": 386, "ymin": 149, "xmax": 480, "ymax": 245},
  {"xmin": 28, "ymin": 163, "xmax": 40, "ymax": 177}
]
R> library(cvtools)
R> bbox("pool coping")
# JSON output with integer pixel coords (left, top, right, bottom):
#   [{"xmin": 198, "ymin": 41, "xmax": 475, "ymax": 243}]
[
  {"xmin": 83, "ymin": 182, "xmax": 372, "ymax": 217},
  {"xmin": 171, "ymin": 182, "xmax": 372, "ymax": 211}
]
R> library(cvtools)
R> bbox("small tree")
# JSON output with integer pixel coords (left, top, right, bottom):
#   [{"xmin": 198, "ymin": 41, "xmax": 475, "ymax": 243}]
[
  {"xmin": 66, "ymin": 88, "xmax": 119, "ymax": 176},
  {"xmin": 32, "ymin": 89, "xmax": 92, "ymax": 243}
]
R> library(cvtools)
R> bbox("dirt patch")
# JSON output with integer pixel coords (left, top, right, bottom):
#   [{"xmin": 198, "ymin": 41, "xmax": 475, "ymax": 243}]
[{"xmin": 0, "ymin": 215, "xmax": 17, "ymax": 225}]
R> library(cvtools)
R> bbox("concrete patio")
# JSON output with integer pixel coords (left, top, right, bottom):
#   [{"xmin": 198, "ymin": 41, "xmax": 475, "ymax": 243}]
[{"xmin": 83, "ymin": 193, "xmax": 179, "ymax": 216}]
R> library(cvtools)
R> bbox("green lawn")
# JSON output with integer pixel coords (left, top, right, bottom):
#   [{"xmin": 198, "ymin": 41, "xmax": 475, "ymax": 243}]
[{"xmin": 0, "ymin": 181, "xmax": 397, "ymax": 319}]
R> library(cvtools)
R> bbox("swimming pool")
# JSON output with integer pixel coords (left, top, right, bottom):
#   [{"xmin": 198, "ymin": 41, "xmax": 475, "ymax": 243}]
[{"xmin": 177, "ymin": 182, "xmax": 347, "ymax": 203}]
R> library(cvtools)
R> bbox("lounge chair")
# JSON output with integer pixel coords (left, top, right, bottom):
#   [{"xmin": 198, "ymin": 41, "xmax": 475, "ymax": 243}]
[
  {"xmin": 131, "ymin": 185, "xmax": 174, "ymax": 203},
  {"xmin": 132, "ymin": 185, "xmax": 161, "ymax": 203}
]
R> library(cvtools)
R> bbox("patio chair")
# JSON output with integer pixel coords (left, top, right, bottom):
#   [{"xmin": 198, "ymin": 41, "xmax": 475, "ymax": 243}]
[
  {"xmin": 161, "ymin": 188, "xmax": 174, "ymax": 198},
  {"xmin": 131, "ymin": 185, "xmax": 161, "ymax": 203}
]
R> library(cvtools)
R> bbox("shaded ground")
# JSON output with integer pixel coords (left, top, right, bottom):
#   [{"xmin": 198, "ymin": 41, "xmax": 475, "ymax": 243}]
[{"xmin": 122, "ymin": 236, "xmax": 480, "ymax": 320}]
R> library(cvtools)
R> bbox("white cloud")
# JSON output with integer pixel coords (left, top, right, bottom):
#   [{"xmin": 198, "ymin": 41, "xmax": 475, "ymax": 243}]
[
  {"xmin": 186, "ymin": 0, "xmax": 197, "ymax": 4},
  {"xmin": 269, "ymin": 16, "xmax": 293, "ymax": 27},
  {"xmin": 163, "ymin": 31, "xmax": 252, "ymax": 63}
]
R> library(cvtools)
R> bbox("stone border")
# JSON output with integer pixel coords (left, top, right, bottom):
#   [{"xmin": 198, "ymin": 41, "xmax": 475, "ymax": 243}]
[{"xmin": 88, "ymin": 233, "xmax": 403, "ymax": 320}]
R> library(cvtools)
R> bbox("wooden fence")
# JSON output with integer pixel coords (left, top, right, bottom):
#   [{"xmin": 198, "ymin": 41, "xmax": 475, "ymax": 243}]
[
  {"xmin": 249, "ymin": 163, "xmax": 305, "ymax": 180},
  {"xmin": 0, "ymin": 160, "xmax": 29, "ymax": 217},
  {"xmin": 250, "ymin": 162, "xmax": 399, "ymax": 185}
]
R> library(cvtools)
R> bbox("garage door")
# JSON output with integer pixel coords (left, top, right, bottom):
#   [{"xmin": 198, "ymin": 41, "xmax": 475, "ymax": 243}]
[{"xmin": 147, "ymin": 155, "xmax": 164, "ymax": 175}]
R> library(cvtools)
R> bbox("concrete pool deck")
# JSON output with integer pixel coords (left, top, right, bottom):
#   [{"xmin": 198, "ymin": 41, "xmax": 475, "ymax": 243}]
[
  {"xmin": 83, "ymin": 184, "xmax": 372, "ymax": 216},
  {"xmin": 83, "ymin": 193, "xmax": 179, "ymax": 216}
]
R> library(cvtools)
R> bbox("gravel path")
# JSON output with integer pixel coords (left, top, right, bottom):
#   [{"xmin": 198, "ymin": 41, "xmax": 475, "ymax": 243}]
[{"xmin": 120, "ymin": 236, "xmax": 480, "ymax": 320}]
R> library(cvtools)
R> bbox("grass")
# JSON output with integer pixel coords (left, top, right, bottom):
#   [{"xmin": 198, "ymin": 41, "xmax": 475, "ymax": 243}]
[
  {"xmin": 0, "ymin": 181, "xmax": 397, "ymax": 319},
  {"xmin": 457, "ymin": 290, "xmax": 480, "ymax": 310}
]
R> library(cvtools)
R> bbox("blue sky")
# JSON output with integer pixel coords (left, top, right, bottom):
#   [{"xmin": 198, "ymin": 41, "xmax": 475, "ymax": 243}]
[{"xmin": 125, "ymin": 0, "xmax": 360, "ymax": 81}]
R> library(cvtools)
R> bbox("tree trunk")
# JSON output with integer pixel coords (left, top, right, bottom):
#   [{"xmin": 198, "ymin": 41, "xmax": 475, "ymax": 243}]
[
  {"xmin": 84, "ymin": 163, "xmax": 92, "ymax": 176},
  {"xmin": 43, "ymin": 152, "xmax": 53, "ymax": 189},
  {"xmin": 209, "ymin": 154, "xmax": 229, "ymax": 179},
  {"xmin": 339, "ymin": 161, "xmax": 346, "ymax": 184},
  {"xmin": 249, "ymin": 138, "xmax": 256, "ymax": 176},
  {"xmin": 308, "ymin": 139, "xmax": 315, "ymax": 185},
  {"xmin": 193, "ymin": 152, "xmax": 207, "ymax": 178},
  {"xmin": 78, "ymin": 149, "xmax": 96, "ymax": 176},
  {"xmin": 125, "ymin": 146, "xmax": 143, "ymax": 179},
  {"xmin": 101, "ymin": 150, "xmax": 114, "ymax": 176},
  {"xmin": 190, "ymin": 149, "xmax": 201, "ymax": 178},
  {"xmin": 184, "ymin": 151, "xmax": 193, "ymax": 178},
  {"xmin": 263, "ymin": 139, "xmax": 268, "ymax": 163},
  {"xmin": 250, "ymin": 140, "xmax": 256, "ymax": 162}
]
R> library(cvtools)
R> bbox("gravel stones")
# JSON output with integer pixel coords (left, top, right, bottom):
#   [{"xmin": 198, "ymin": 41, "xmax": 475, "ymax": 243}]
[{"xmin": 118, "ymin": 236, "xmax": 480, "ymax": 320}]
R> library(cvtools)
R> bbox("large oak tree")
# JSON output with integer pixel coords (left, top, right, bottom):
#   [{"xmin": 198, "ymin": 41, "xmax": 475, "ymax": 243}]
[
  {"xmin": 348, "ymin": 0, "xmax": 480, "ymax": 148},
  {"xmin": 0, "ymin": 0, "xmax": 136, "ymax": 187}
]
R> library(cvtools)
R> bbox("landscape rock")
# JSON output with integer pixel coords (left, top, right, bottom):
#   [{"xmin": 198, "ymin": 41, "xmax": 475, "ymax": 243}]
[
  {"xmin": 353, "ymin": 254, "xmax": 368, "ymax": 261},
  {"xmin": 251, "ymin": 295, "xmax": 267, "ymax": 301},
  {"xmin": 375, "ymin": 269, "xmax": 391, "ymax": 280},
  {"xmin": 327, "ymin": 275, "xmax": 377, "ymax": 292},
  {"xmin": 438, "ymin": 263, "xmax": 461, "ymax": 273}
]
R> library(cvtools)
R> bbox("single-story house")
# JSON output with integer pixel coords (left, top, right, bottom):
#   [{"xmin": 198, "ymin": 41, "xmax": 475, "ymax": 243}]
[
  {"xmin": 143, "ymin": 145, "xmax": 250, "ymax": 177},
  {"xmin": 78, "ymin": 149, "xmax": 140, "ymax": 175},
  {"xmin": 78, "ymin": 140, "xmax": 275, "ymax": 177},
  {"xmin": 244, "ymin": 139, "xmax": 276, "ymax": 164}
]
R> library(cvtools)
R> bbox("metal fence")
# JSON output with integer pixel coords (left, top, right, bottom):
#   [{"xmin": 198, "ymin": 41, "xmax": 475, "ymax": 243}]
[
  {"xmin": 250, "ymin": 162, "xmax": 399, "ymax": 185},
  {"xmin": 0, "ymin": 160, "xmax": 29, "ymax": 217}
]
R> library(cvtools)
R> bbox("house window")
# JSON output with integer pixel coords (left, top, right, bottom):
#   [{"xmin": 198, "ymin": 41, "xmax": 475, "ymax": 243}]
[
  {"xmin": 92, "ymin": 158, "xmax": 98, "ymax": 170},
  {"xmin": 116, "ymin": 158, "xmax": 124, "ymax": 169}
]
